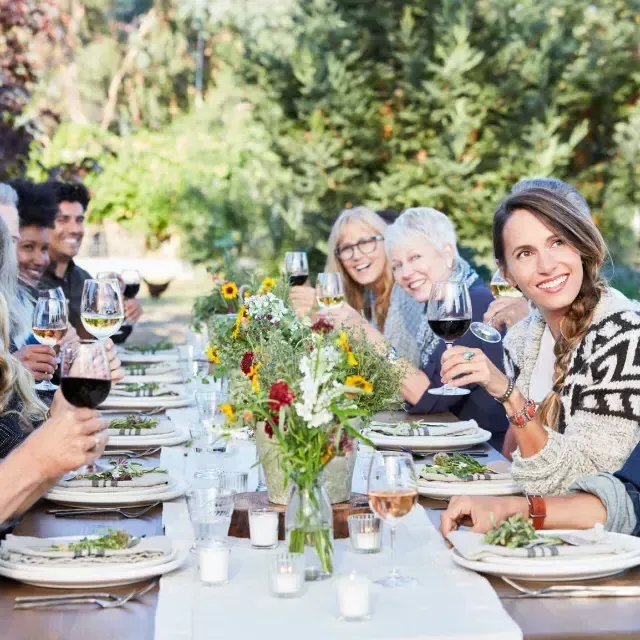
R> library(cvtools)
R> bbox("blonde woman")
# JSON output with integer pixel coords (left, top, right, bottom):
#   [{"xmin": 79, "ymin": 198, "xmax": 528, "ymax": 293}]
[{"xmin": 440, "ymin": 188, "xmax": 640, "ymax": 495}]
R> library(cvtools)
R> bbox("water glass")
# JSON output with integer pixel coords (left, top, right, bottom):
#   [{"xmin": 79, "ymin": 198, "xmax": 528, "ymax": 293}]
[
  {"xmin": 348, "ymin": 514, "xmax": 382, "ymax": 554},
  {"xmin": 185, "ymin": 487, "xmax": 235, "ymax": 546},
  {"xmin": 195, "ymin": 391, "xmax": 219, "ymax": 426},
  {"xmin": 269, "ymin": 553, "xmax": 305, "ymax": 598},
  {"xmin": 192, "ymin": 469, "xmax": 248, "ymax": 494}
]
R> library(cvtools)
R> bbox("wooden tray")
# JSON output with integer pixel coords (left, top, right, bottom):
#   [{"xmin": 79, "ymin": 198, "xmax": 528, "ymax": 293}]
[{"xmin": 229, "ymin": 492, "xmax": 371, "ymax": 540}]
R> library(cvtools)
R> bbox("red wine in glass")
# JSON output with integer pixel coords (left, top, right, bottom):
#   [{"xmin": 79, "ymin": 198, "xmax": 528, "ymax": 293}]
[
  {"xmin": 428, "ymin": 318, "xmax": 471, "ymax": 342},
  {"xmin": 60, "ymin": 342, "xmax": 112, "ymax": 409},
  {"xmin": 288, "ymin": 274, "xmax": 308, "ymax": 286},
  {"xmin": 285, "ymin": 252, "xmax": 309, "ymax": 286},
  {"xmin": 61, "ymin": 378, "xmax": 111, "ymax": 408},
  {"xmin": 123, "ymin": 283, "xmax": 140, "ymax": 299}
]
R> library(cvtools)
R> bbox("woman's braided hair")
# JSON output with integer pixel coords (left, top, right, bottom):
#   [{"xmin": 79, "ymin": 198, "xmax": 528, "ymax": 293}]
[{"xmin": 493, "ymin": 188, "xmax": 607, "ymax": 429}]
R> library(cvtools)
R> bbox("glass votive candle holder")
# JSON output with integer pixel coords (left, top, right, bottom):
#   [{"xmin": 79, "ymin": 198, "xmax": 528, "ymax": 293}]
[
  {"xmin": 249, "ymin": 508, "xmax": 279, "ymax": 549},
  {"xmin": 219, "ymin": 471, "xmax": 248, "ymax": 494},
  {"xmin": 198, "ymin": 541, "xmax": 229, "ymax": 586},
  {"xmin": 337, "ymin": 571, "xmax": 370, "ymax": 621},
  {"xmin": 348, "ymin": 514, "xmax": 382, "ymax": 554},
  {"xmin": 269, "ymin": 552, "xmax": 304, "ymax": 598}
]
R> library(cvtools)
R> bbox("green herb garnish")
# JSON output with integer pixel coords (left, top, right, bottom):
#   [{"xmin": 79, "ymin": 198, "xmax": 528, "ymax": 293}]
[
  {"xmin": 127, "ymin": 339, "xmax": 174, "ymax": 354},
  {"xmin": 78, "ymin": 460, "xmax": 166, "ymax": 482},
  {"xmin": 422, "ymin": 452, "xmax": 489, "ymax": 478},
  {"xmin": 123, "ymin": 382, "xmax": 160, "ymax": 393},
  {"xmin": 50, "ymin": 529, "xmax": 134, "ymax": 552},
  {"xmin": 108, "ymin": 415, "xmax": 159, "ymax": 430},
  {"xmin": 484, "ymin": 514, "xmax": 563, "ymax": 548}
]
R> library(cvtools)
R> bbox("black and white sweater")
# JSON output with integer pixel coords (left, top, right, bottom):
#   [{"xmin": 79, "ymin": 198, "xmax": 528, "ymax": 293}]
[{"xmin": 504, "ymin": 289, "xmax": 640, "ymax": 495}]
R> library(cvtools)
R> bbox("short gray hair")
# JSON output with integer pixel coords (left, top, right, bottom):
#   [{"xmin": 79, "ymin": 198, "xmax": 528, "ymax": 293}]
[
  {"xmin": 511, "ymin": 178, "xmax": 591, "ymax": 219},
  {"xmin": 386, "ymin": 207, "xmax": 458, "ymax": 257},
  {"xmin": 0, "ymin": 183, "xmax": 18, "ymax": 208}
]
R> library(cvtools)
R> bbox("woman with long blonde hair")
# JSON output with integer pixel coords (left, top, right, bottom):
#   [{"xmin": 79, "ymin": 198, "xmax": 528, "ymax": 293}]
[{"xmin": 440, "ymin": 188, "xmax": 640, "ymax": 495}]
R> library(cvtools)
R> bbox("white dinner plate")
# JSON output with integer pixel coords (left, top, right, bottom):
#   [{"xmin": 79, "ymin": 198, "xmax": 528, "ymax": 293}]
[
  {"xmin": 120, "ymin": 373, "xmax": 183, "ymax": 385},
  {"xmin": 0, "ymin": 544, "xmax": 188, "ymax": 588},
  {"xmin": 44, "ymin": 478, "xmax": 186, "ymax": 507},
  {"xmin": 118, "ymin": 350, "xmax": 179, "ymax": 364},
  {"xmin": 418, "ymin": 478, "xmax": 522, "ymax": 498},
  {"xmin": 106, "ymin": 425, "xmax": 190, "ymax": 449},
  {"xmin": 365, "ymin": 427, "xmax": 492, "ymax": 451},
  {"xmin": 451, "ymin": 530, "xmax": 640, "ymax": 582},
  {"xmin": 99, "ymin": 388, "xmax": 191, "ymax": 410}
]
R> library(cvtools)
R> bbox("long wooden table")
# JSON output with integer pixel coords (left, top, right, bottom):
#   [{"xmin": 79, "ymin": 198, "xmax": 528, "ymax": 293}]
[{"xmin": 3, "ymin": 424, "xmax": 640, "ymax": 639}]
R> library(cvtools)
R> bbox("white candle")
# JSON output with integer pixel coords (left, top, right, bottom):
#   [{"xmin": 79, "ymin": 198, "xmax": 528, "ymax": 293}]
[
  {"xmin": 337, "ymin": 573, "xmax": 370, "ymax": 621},
  {"xmin": 356, "ymin": 532, "xmax": 378, "ymax": 551},
  {"xmin": 199, "ymin": 545, "xmax": 229, "ymax": 585},
  {"xmin": 249, "ymin": 511, "xmax": 279, "ymax": 548},
  {"xmin": 273, "ymin": 572, "xmax": 299, "ymax": 595}
]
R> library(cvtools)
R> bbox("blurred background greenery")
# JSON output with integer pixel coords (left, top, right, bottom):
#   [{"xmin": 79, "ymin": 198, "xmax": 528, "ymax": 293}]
[{"xmin": 2, "ymin": 0, "xmax": 638, "ymax": 294}]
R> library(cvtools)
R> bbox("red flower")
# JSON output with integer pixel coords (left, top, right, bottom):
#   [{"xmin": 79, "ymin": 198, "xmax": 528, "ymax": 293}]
[
  {"xmin": 311, "ymin": 318, "xmax": 334, "ymax": 334},
  {"xmin": 264, "ymin": 422, "xmax": 274, "ymax": 438},
  {"xmin": 240, "ymin": 351, "xmax": 254, "ymax": 375},
  {"xmin": 268, "ymin": 380, "xmax": 295, "ymax": 413}
]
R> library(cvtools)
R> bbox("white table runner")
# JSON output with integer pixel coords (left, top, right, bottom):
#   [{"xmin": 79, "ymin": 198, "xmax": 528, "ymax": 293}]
[{"xmin": 155, "ymin": 409, "xmax": 522, "ymax": 640}]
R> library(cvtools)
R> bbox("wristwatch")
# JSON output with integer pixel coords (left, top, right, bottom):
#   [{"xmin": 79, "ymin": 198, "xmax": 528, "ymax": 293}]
[{"xmin": 525, "ymin": 494, "xmax": 547, "ymax": 530}]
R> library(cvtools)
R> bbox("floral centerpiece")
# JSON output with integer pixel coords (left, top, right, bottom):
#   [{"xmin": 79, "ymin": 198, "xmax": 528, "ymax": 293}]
[{"xmin": 209, "ymin": 281, "xmax": 403, "ymax": 578}]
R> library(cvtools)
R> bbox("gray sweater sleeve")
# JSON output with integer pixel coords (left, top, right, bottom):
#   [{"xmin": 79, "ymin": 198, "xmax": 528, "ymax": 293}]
[{"xmin": 568, "ymin": 473, "xmax": 637, "ymax": 535}]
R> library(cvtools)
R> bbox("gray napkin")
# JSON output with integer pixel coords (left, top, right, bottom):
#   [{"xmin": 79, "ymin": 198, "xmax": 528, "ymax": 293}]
[
  {"xmin": 57, "ymin": 471, "xmax": 168, "ymax": 491},
  {"xmin": 368, "ymin": 419, "xmax": 478, "ymax": 437},
  {"xmin": 106, "ymin": 421, "xmax": 175, "ymax": 437},
  {"xmin": 2, "ymin": 534, "xmax": 172, "ymax": 565},
  {"xmin": 111, "ymin": 385, "xmax": 179, "ymax": 398},
  {"xmin": 125, "ymin": 363, "xmax": 180, "ymax": 377}
]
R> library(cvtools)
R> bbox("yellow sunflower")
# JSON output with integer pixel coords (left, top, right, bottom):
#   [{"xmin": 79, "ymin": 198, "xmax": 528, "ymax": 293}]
[
  {"xmin": 336, "ymin": 331, "xmax": 359, "ymax": 366},
  {"xmin": 232, "ymin": 305, "xmax": 247, "ymax": 339},
  {"xmin": 206, "ymin": 345, "xmax": 221, "ymax": 364},
  {"xmin": 221, "ymin": 281, "xmax": 239, "ymax": 300},
  {"xmin": 344, "ymin": 375, "xmax": 373, "ymax": 394},
  {"xmin": 247, "ymin": 362, "xmax": 262, "ymax": 393},
  {"xmin": 259, "ymin": 277, "xmax": 277, "ymax": 293},
  {"xmin": 219, "ymin": 403, "xmax": 236, "ymax": 421}
]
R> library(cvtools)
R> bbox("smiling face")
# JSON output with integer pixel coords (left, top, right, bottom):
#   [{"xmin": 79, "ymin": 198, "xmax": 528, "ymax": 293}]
[
  {"xmin": 389, "ymin": 237, "xmax": 454, "ymax": 303},
  {"xmin": 49, "ymin": 200, "xmax": 85, "ymax": 262},
  {"xmin": 17, "ymin": 225, "xmax": 50, "ymax": 285},
  {"xmin": 501, "ymin": 208, "xmax": 583, "ymax": 319},
  {"xmin": 336, "ymin": 220, "xmax": 387, "ymax": 287}
]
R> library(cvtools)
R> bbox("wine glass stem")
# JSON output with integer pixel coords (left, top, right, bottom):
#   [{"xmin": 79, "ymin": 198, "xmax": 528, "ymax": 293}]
[
  {"xmin": 389, "ymin": 524, "xmax": 398, "ymax": 578},
  {"xmin": 442, "ymin": 342, "xmax": 455, "ymax": 392}
]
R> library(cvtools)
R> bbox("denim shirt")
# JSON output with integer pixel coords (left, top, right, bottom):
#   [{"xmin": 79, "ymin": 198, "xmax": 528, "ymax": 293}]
[{"xmin": 613, "ymin": 444, "xmax": 640, "ymax": 537}]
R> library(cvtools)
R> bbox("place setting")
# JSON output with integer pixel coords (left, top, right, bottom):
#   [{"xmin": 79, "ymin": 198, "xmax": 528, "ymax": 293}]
[
  {"xmin": 99, "ymin": 382, "xmax": 192, "ymax": 410},
  {"xmin": 0, "ymin": 529, "xmax": 188, "ymax": 589},
  {"xmin": 102, "ymin": 411, "xmax": 190, "ymax": 449},
  {"xmin": 120, "ymin": 361, "xmax": 183, "ymax": 385},
  {"xmin": 117, "ymin": 339, "xmax": 181, "ymax": 365}
]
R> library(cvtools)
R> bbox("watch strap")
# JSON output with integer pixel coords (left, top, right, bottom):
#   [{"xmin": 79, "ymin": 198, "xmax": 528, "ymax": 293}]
[{"xmin": 526, "ymin": 494, "xmax": 547, "ymax": 530}]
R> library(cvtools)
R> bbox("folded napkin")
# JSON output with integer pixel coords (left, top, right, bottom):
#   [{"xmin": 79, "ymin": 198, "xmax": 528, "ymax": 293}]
[
  {"xmin": 111, "ymin": 385, "xmax": 179, "ymax": 398},
  {"xmin": 125, "ymin": 363, "xmax": 180, "ymax": 377},
  {"xmin": 368, "ymin": 419, "xmax": 478, "ymax": 438},
  {"xmin": 106, "ymin": 421, "xmax": 175, "ymax": 437},
  {"xmin": 448, "ymin": 529, "xmax": 628, "ymax": 560},
  {"xmin": 420, "ymin": 460, "xmax": 512, "ymax": 483},
  {"xmin": 1, "ymin": 534, "xmax": 172, "ymax": 566},
  {"xmin": 57, "ymin": 471, "xmax": 169, "ymax": 491}
]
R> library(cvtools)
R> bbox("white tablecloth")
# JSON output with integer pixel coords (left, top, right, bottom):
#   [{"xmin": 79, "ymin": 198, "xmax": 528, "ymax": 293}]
[{"xmin": 155, "ymin": 409, "xmax": 522, "ymax": 640}]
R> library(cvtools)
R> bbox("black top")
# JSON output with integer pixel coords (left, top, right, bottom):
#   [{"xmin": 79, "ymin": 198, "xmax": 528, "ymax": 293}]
[
  {"xmin": 408, "ymin": 281, "xmax": 509, "ymax": 452},
  {"xmin": 39, "ymin": 259, "xmax": 92, "ymax": 335},
  {"xmin": 0, "ymin": 394, "xmax": 28, "ymax": 459}
]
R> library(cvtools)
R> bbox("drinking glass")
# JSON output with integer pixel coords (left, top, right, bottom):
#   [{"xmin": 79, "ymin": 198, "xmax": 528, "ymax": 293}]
[
  {"xmin": 367, "ymin": 451, "xmax": 418, "ymax": 587},
  {"xmin": 427, "ymin": 281, "xmax": 472, "ymax": 396},
  {"xmin": 469, "ymin": 270, "xmax": 521, "ymax": 343},
  {"xmin": 81, "ymin": 278, "xmax": 124, "ymax": 341},
  {"xmin": 121, "ymin": 269, "xmax": 141, "ymax": 299},
  {"xmin": 185, "ymin": 487, "xmax": 235, "ymax": 546},
  {"xmin": 316, "ymin": 272, "xmax": 345, "ymax": 309},
  {"xmin": 32, "ymin": 297, "xmax": 68, "ymax": 391},
  {"xmin": 285, "ymin": 252, "xmax": 309, "ymax": 287},
  {"xmin": 60, "ymin": 341, "xmax": 112, "ymax": 409}
]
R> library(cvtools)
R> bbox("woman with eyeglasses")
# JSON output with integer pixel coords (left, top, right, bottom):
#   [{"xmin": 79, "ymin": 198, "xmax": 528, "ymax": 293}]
[{"xmin": 289, "ymin": 207, "xmax": 424, "ymax": 363}]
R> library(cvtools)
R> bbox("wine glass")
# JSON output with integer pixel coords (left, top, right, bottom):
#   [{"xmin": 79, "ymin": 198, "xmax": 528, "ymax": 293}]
[
  {"xmin": 427, "ymin": 281, "xmax": 472, "ymax": 396},
  {"xmin": 81, "ymin": 278, "xmax": 125, "ymax": 341},
  {"xmin": 285, "ymin": 252, "xmax": 309, "ymax": 286},
  {"xmin": 121, "ymin": 269, "xmax": 141, "ymax": 299},
  {"xmin": 315, "ymin": 272, "xmax": 344, "ymax": 309},
  {"xmin": 367, "ymin": 451, "xmax": 418, "ymax": 587},
  {"xmin": 32, "ymin": 297, "xmax": 68, "ymax": 391},
  {"xmin": 470, "ymin": 270, "xmax": 522, "ymax": 343}
]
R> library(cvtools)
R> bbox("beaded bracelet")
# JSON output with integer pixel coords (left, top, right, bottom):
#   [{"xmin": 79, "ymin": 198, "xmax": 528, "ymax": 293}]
[
  {"xmin": 495, "ymin": 376, "xmax": 515, "ymax": 404},
  {"xmin": 508, "ymin": 398, "xmax": 537, "ymax": 428}
]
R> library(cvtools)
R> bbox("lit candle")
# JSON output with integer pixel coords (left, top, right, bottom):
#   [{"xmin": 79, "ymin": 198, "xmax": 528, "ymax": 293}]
[
  {"xmin": 337, "ymin": 572, "xmax": 370, "ymax": 621},
  {"xmin": 273, "ymin": 570, "xmax": 299, "ymax": 595},
  {"xmin": 199, "ymin": 544, "xmax": 229, "ymax": 585},
  {"xmin": 249, "ymin": 509, "xmax": 279, "ymax": 549},
  {"xmin": 269, "ymin": 552, "xmax": 304, "ymax": 598},
  {"xmin": 357, "ymin": 532, "xmax": 378, "ymax": 551}
]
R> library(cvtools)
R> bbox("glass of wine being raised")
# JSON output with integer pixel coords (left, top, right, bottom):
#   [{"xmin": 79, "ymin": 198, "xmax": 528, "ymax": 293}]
[
  {"xmin": 315, "ymin": 272, "xmax": 345, "ymax": 309},
  {"xmin": 285, "ymin": 252, "xmax": 309, "ymax": 286},
  {"xmin": 427, "ymin": 280, "xmax": 472, "ymax": 396},
  {"xmin": 81, "ymin": 278, "xmax": 125, "ymax": 341},
  {"xmin": 32, "ymin": 297, "xmax": 68, "ymax": 391},
  {"xmin": 367, "ymin": 451, "xmax": 418, "ymax": 587}
]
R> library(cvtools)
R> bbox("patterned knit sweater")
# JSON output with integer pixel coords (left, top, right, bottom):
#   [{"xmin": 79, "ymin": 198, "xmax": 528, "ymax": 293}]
[{"xmin": 505, "ymin": 289, "xmax": 640, "ymax": 495}]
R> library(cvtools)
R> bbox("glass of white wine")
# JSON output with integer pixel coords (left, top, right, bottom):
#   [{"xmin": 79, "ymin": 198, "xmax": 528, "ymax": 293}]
[
  {"xmin": 315, "ymin": 272, "xmax": 345, "ymax": 309},
  {"xmin": 32, "ymin": 297, "xmax": 68, "ymax": 391},
  {"xmin": 81, "ymin": 278, "xmax": 125, "ymax": 341}
]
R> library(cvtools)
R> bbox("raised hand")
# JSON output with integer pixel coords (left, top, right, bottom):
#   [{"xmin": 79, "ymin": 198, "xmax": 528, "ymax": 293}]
[{"xmin": 13, "ymin": 345, "xmax": 57, "ymax": 381}]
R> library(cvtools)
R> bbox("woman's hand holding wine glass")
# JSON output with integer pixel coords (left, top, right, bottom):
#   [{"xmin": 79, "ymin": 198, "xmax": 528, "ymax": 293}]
[
  {"xmin": 440, "ymin": 346, "xmax": 509, "ymax": 397},
  {"xmin": 367, "ymin": 451, "xmax": 419, "ymax": 587}
]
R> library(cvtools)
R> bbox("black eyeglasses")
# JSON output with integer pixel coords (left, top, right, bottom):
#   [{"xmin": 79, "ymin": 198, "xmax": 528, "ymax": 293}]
[{"xmin": 335, "ymin": 234, "xmax": 384, "ymax": 261}]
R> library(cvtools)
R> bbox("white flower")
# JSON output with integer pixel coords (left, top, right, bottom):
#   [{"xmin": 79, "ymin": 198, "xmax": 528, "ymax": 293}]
[{"xmin": 245, "ymin": 292, "xmax": 291, "ymax": 324}]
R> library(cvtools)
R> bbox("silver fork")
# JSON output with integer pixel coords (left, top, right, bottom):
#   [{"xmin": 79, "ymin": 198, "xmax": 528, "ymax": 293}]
[
  {"xmin": 501, "ymin": 576, "xmax": 640, "ymax": 598},
  {"xmin": 14, "ymin": 580, "xmax": 158, "ymax": 609},
  {"xmin": 103, "ymin": 448, "xmax": 161, "ymax": 458},
  {"xmin": 47, "ymin": 502, "xmax": 160, "ymax": 518}
]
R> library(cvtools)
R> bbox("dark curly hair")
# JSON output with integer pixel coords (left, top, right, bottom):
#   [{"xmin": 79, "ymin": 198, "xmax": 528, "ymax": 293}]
[
  {"xmin": 8, "ymin": 179, "xmax": 57, "ymax": 229},
  {"xmin": 50, "ymin": 181, "xmax": 90, "ymax": 211}
]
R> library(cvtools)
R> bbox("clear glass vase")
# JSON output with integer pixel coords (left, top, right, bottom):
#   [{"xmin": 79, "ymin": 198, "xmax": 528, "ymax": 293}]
[{"xmin": 285, "ymin": 474, "xmax": 334, "ymax": 581}]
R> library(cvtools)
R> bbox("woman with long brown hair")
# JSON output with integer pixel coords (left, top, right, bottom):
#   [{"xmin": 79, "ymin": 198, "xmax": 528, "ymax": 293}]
[{"xmin": 440, "ymin": 188, "xmax": 640, "ymax": 495}]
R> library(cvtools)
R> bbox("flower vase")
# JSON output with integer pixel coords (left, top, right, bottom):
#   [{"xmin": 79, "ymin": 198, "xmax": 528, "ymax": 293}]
[
  {"xmin": 285, "ymin": 475, "xmax": 333, "ymax": 581},
  {"xmin": 255, "ymin": 422, "xmax": 357, "ymax": 505}
]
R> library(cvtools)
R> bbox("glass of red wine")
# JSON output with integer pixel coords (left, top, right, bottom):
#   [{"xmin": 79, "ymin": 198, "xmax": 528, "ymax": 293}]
[
  {"xmin": 60, "ymin": 341, "xmax": 112, "ymax": 409},
  {"xmin": 121, "ymin": 269, "xmax": 141, "ymax": 299},
  {"xmin": 285, "ymin": 252, "xmax": 309, "ymax": 286},
  {"xmin": 427, "ymin": 281, "xmax": 472, "ymax": 396}
]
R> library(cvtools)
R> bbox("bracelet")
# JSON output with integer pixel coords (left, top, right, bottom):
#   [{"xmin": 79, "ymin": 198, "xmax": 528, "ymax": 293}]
[
  {"xmin": 507, "ymin": 398, "xmax": 537, "ymax": 428},
  {"xmin": 495, "ymin": 376, "xmax": 515, "ymax": 404}
]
